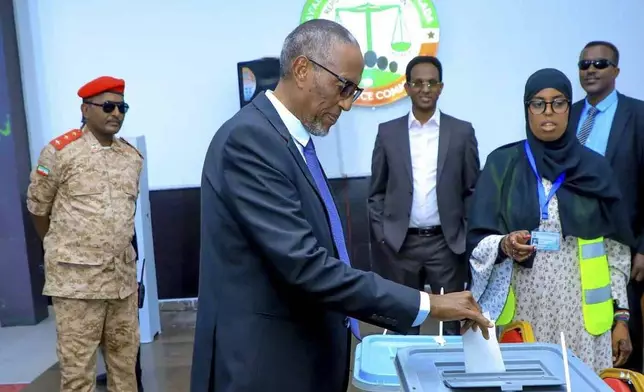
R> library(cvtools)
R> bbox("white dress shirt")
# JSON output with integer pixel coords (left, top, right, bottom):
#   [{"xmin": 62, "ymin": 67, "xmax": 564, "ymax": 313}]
[
  {"xmin": 265, "ymin": 91, "xmax": 430, "ymax": 327},
  {"xmin": 408, "ymin": 109, "xmax": 441, "ymax": 228},
  {"xmin": 265, "ymin": 90, "xmax": 310, "ymax": 158}
]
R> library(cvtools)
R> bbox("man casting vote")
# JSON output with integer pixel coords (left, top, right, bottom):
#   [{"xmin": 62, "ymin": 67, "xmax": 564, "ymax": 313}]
[{"xmin": 190, "ymin": 19, "xmax": 491, "ymax": 392}]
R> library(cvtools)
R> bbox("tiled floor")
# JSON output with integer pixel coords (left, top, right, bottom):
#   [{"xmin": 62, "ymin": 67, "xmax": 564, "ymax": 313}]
[
  {"xmin": 18, "ymin": 310, "xmax": 441, "ymax": 391},
  {"xmin": 0, "ymin": 309, "xmax": 58, "ymax": 385}
]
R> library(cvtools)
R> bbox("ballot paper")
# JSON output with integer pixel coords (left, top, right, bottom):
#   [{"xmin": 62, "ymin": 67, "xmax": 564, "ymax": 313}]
[{"xmin": 462, "ymin": 312, "xmax": 506, "ymax": 373}]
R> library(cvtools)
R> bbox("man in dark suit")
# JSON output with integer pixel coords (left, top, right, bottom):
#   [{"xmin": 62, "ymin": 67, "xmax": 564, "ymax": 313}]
[
  {"xmin": 368, "ymin": 56, "xmax": 480, "ymax": 335},
  {"xmin": 190, "ymin": 20, "xmax": 491, "ymax": 392},
  {"xmin": 570, "ymin": 40, "xmax": 644, "ymax": 371}
]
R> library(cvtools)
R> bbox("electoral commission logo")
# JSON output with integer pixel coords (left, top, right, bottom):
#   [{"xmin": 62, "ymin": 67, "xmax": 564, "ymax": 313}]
[{"xmin": 300, "ymin": 0, "xmax": 439, "ymax": 107}]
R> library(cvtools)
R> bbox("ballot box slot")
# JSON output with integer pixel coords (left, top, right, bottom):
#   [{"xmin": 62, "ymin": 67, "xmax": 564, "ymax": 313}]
[{"xmin": 435, "ymin": 359, "xmax": 564, "ymax": 391}]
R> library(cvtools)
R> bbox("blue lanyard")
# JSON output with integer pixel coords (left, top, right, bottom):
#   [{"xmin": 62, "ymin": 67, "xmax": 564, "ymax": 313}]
[{"xmin": 523, "ymin": 141, "xmax": 565, "ymax": 220}]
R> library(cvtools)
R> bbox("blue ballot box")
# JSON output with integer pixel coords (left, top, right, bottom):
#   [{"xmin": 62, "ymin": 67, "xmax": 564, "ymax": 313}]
[
  {"xmin": 353, "ymin": 335, "xmax": 611, "ymax": 391},
  {"xmin": 352, "ymin": 335, "xmax": 463, "ymax": 391},
  {"xmin": 394, "ymin": 343, "xmax": 612, "ymax": 392}
]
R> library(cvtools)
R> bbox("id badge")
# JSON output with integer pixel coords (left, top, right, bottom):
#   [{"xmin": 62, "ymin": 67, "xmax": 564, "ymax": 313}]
[{"xmin": 530, "ymin": 231, "xmax": 561, "ymax": 251}]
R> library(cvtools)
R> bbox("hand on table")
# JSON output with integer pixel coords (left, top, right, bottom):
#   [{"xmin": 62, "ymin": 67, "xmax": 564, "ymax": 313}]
[{"xmin": 428, "ymin": 291, "xmax": 493, "ymax": 340}]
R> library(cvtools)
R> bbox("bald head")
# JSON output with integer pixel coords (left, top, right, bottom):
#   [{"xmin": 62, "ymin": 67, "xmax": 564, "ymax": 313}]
[{"xmin": 279, "ymin": 19, "xmax": 360, "ymax": 78}]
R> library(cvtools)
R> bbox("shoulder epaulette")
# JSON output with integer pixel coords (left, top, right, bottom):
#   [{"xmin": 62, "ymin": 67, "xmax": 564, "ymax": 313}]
[
  {"xmin": 49, "ymin": 129, "xmax": 83, "ymax": 151},
  {"xmin": 119, "ymin": 137, "xmax": 144, "ymax": 159}
]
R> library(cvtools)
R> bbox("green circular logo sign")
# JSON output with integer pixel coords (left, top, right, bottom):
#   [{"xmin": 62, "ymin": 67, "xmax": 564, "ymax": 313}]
[{"xmin": 300, "ymin": 0, "xmax": 440, "ymax": 107}]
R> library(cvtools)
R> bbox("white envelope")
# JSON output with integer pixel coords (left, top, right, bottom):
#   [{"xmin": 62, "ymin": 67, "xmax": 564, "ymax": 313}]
[{"xmin": 462, "ymin": 312, "xmax": 506, "ymax": 373}]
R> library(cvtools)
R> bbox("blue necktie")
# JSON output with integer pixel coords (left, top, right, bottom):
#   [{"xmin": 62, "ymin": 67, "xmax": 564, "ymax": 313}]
[
  {"xmin": 303, "ymin": 139, "xmax": 361, "ymax": 340},
  {"xmin": 577, "ymin": 106, "xmax": 599, "ymax": 145}
]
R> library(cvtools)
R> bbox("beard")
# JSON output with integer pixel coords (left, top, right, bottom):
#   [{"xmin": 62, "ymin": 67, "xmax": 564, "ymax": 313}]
[
  {"xmin": 302, "ymin": 74, "xmax": 331, "ymax": 137},
  {"xmin": 303, "ymin": 118, "xmax": 329, "ymax": 137}
]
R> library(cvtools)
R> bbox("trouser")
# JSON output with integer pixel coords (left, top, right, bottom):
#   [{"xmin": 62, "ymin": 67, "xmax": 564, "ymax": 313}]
[
  {"xmin": 97, "ymin": 345, "xmax": 142, "ymax": 391},
  {"xmin": 53, "ymin": 293, "xmax": 140, "ymax": 392},
  {"xmin": 97, "ymin": 310, "xmax": 142, "ymax": 390},
  {"xmin": 375, "ymin": 230, "xmax": 467, "ymax": 335}
]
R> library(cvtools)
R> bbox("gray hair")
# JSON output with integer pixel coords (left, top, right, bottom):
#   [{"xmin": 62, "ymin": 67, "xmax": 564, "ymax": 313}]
[{"xmin": 279, "ymin": 19, "xmax": 359, "ymax": 78}]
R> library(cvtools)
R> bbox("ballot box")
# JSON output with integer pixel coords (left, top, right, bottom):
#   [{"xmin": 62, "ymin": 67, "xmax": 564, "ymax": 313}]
[
  {"xmin": 352, "ymin": 335, "xmax": 463, "ymax": 391},
  {"xmin": 353, "ymin": 336, "xmax": 611, "ymax": 391},
  {"xmin": 394, "ymin": 343, "xmax": 611, "ymax": 391}
]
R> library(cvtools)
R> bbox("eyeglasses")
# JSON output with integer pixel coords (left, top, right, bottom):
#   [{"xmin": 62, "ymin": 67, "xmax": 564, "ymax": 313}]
[
  {"xmin": 307, "ymin": 58, "xmax": 363, "ymax": 102},
  {"xmin": 84, "ymin": 100, "xmax": 130, "ymax": 114},
  {"xmin": 408, "ymin": 80, "xmax": 442, "ymax": 90},
  {"xmin": 526, "ymin": 98, "xmax": 570, "ymax": 115},
  {"xmin": 578, "ymin": 59, "xmax": 616, "ymax": 71}
]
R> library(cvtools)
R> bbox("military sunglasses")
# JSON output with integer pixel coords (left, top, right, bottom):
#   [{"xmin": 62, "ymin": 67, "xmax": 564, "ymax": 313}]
[{"xmin": 84, "ymin": 100, "xmax": 130, "ymax": 114}]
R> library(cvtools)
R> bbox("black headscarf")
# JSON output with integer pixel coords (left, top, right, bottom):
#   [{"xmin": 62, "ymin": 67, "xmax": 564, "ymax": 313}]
[{"xmin": 466, "ymin": 68, "xmax": 634, "ymax": 267}]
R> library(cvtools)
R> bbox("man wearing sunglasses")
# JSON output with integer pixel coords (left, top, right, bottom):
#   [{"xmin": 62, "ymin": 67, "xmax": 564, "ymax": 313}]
[
  {"xmin": 26, "ymin": 76, "xmax": 143, "ymax": 392},
  {"xmin": 571, "ymin": 41, "xmax": 644, "ymax": 372},
  {"xmin": 191, "ymin": 19, "xmax": 491, "ymax": 392}
]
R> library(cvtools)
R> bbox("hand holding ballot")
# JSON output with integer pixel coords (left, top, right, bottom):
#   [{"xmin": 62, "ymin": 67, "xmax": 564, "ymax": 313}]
[
  {"xmin": 462, "ymin": 312, "xmax": 506, "ymax": 373},
  {"xmin": 427, "ymin": 291, "xmax": 493, "ymax": 339}
]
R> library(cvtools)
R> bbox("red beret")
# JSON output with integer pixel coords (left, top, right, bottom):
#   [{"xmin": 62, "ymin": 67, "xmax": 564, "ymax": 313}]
[{"xmin": 77, "ymin": 76, "xmax": 125, "ymax": 99}]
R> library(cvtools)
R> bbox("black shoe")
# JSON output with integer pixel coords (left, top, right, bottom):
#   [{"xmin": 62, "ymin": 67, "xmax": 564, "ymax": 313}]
[{"xmin": 96, "ymin": 373, "xmax": 107, "ymax": 385}]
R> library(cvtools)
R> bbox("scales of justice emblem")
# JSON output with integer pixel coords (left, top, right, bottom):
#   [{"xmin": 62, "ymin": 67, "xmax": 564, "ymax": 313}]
[{"xmin": 300, "ymin": 0, "xmax": 440, "ymax": 107}]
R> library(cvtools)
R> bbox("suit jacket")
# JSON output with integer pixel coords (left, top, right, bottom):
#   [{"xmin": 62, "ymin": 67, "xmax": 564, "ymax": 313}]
[
  {"xmin": 570, "ymin": 93, "xmax": 644, "ymax": 253},
  {"xmin": 368, "ymin": 112, "xmax": 480, "ymax": 255},
  {"xmin": 190, "ymin": 93, "xmax": 420, "ymax": 392}
]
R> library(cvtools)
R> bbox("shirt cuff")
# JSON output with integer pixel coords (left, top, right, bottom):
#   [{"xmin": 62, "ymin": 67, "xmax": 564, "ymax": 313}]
[{"xmin": 412, "ymin": 291, "xmax": 431, "ymax": 327}]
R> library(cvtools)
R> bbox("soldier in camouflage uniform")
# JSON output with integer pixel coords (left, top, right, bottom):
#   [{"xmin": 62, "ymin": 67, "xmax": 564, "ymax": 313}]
[{"xmin": 27, "ymin": 76, "xmax": 143, "ymax": 392}]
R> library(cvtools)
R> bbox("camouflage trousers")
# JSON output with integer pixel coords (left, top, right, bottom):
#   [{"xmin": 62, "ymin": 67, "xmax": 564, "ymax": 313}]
[{"xmin": 52, "ymin": 293, "xmax": 139, "ymax": 392}]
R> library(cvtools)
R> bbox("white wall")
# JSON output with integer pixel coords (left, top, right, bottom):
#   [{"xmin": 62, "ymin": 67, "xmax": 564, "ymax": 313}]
[{"xmin": 13, "ymin": 0, "xmax": 644, "ymax": 189}]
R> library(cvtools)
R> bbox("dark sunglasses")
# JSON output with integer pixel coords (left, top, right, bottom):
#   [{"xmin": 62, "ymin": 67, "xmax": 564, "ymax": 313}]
[
  {"xmin": 84, "ymin": 100, "xmax": 130, "ymax": 114},
  {"xmin": 307, "ymin": 58, "xmax": 363, "ymax": 102},
  {"xmin": 578, "ymin": 59, "xmax": 616, "ymax": 71}
]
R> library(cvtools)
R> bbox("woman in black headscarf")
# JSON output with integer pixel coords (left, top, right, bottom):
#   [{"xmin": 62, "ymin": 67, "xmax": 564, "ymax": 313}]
[{"xmin": 468, "ymin": 68, "xmax": 633, "ymax": 373}]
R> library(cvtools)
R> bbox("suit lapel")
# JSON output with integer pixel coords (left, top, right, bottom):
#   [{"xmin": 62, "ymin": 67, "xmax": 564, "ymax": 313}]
[
  {"xmin": 253, "ymin": 94, "xmax": 340, "ymax": 256},
  {"xmin": 251, "ymin": 93, "xmax": 322, "ymax": 200},
  {"xmin": 436, "ymin": 112, "xmax": 451, "ymax": 184},
  {"xmin": 605, "ymin": 94, "xmax": 631, "ymax": 161},
  {"xmin": 394, "ymin": 115, "xmax": 413, "ymax": 183}
]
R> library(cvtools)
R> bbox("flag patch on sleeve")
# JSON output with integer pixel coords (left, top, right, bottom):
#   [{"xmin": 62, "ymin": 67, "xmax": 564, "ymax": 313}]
[{"xmin": 36, "ymin": 165, "xmax": 50, "ymax": 176}]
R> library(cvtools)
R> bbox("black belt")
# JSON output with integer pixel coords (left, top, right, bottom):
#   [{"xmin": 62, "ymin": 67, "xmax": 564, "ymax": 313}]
[{"xmin": 407, "ymin": 226, "xmax": 442, "ymax": 236}]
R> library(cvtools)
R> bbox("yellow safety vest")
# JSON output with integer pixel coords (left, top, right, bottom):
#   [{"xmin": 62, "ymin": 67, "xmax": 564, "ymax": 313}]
[{"xmin": 496, "ymin": 237, "xmax": 613, "ymax": 336}]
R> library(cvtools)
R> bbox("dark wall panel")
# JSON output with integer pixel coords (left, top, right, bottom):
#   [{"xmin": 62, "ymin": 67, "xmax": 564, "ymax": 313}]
[
  {"xmin": 0, "ymin": 0, "xmax": 48, "ymax": 326},
  {"xmin": 149, "ymin": 177, "xmax": 375, "ymax": 299},
  {"xmin": 149, "ymin": 188, "xmax": 201, "ymax": 299}
]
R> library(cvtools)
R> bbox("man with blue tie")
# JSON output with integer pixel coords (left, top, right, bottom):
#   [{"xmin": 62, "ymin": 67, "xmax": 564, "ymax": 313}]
[
  {"xmin": 572, "ymin": 40, "xmax": 644, "ymax": 372},
  {"xmin": 190, "ymin": 19, "xmax": 491, "ymax": 392}
]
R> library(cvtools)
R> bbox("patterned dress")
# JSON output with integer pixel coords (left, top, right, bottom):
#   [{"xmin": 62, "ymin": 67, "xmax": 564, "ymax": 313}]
[{"xmin": 470, "ymin": 178, "xmax": 631, "ymax": 373}]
